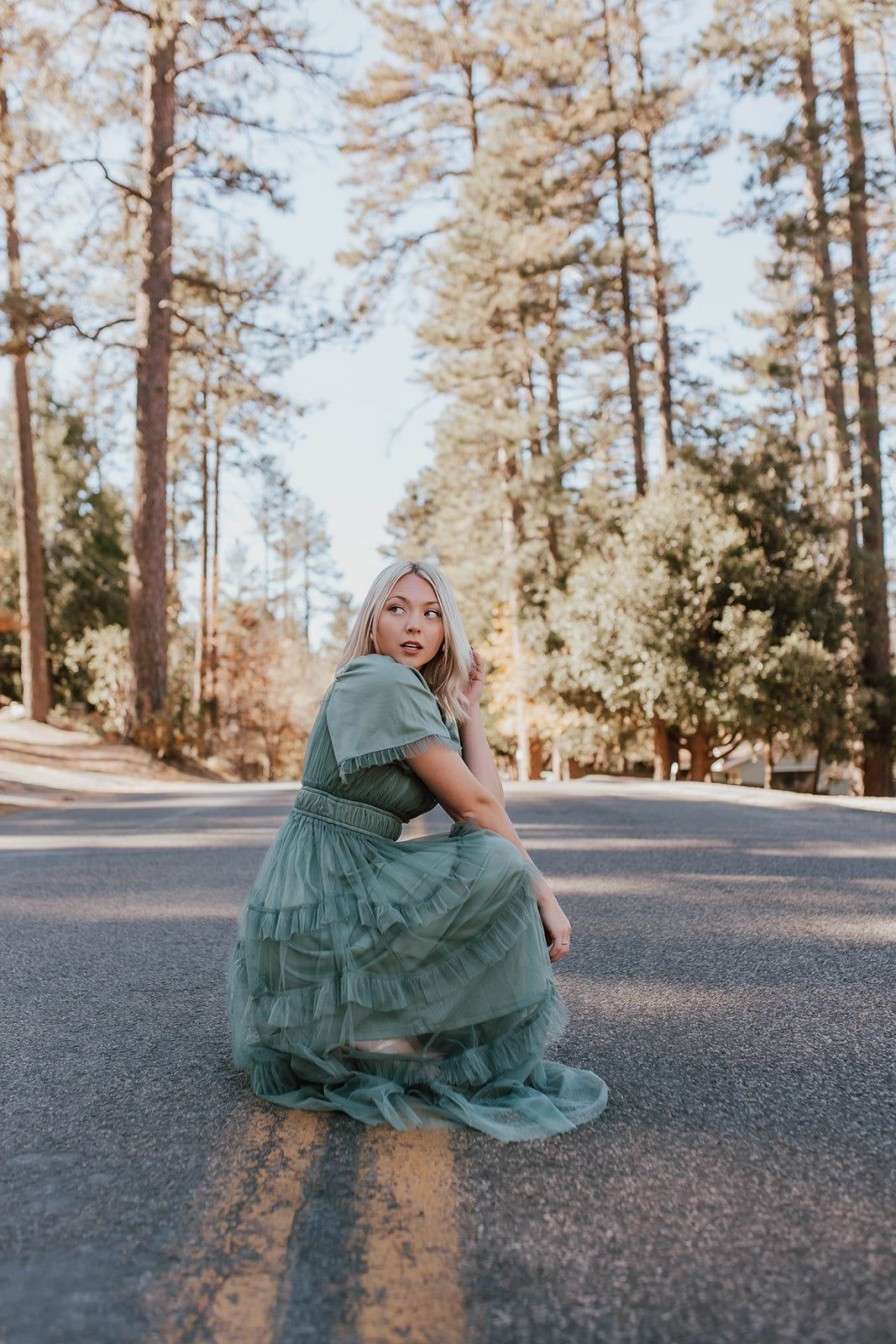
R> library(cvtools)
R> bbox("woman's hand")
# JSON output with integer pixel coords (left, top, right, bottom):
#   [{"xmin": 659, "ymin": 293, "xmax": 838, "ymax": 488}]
[
  {"xmin": 535, "ymin": 883, "xmax": 572, "ymax": 964},
  {"xmin": 464, "ymin": 648, "xmax": 486, "ymax": 707}
]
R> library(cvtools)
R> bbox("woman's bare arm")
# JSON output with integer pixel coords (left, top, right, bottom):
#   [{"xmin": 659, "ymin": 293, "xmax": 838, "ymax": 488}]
[
  {"xmin": 458, "ymin": 703, "xmax": 504, "ymax": 804},
  {"xmin": 408, "ymin": 744, "xmax": 571, "ymax": 962},
  {"xmin": 458, "ymin": 649, "xmax": 504, "ymax": 803}
]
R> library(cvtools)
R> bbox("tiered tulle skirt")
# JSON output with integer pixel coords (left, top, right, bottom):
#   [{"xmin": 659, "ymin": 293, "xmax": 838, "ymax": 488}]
[{"xmin": 227, "ymin": 785, "xmax": 608, "ymax": 1141}]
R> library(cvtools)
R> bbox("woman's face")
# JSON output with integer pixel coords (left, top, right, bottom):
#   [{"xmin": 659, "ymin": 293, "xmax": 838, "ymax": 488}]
[{"xmin": 374, "ymin": 572, "xmax": 445, "ymax": 669}]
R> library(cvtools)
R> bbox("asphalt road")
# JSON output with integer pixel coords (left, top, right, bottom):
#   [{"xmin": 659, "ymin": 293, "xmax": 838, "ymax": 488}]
[{"xmin": 0, "ymin": 781, "xmax": 893, "ymax": 1344}]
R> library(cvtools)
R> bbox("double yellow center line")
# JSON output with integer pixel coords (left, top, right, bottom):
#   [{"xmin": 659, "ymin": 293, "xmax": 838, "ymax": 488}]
[
  {"xmin": 355, "ymin": 1125, "xmax": 466, "ymax": 1344},
  {"xmin": 147, "ymin": 1112, "xmax": 466, "ymax": 1344}
]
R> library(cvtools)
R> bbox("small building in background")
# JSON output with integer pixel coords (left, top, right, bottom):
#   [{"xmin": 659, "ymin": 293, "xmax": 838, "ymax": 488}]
[{"xmin": 709, "ymin": 742, "xmax": 857, "ymax": 795}]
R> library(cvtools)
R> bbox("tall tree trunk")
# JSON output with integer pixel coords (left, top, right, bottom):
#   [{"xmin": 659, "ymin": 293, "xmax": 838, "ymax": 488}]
[
  {"xmin": 193, "ymin": 381, "xmax": 210, "ymax": 739},
  {"xmin": 839, "ymin": 20, "xmax": 893, "ymax": 796},
  {"xmin": 301, "ymin": 540, "xmax": 313, "ymax": 645},
  {"xmin": 507, "ymin": 589, "xmax": 530, "ymax": 782},
  {"xmin": 461, "ymin": 58, "xmax": 479, "ymax": 156},
  {"xmin": 543, "ymin": 304, "xmax": 563, "ymax": 571},
  {"xmin": 629, "ymin": 0, "xmax": 674, "ymax": 473},
  {"xmin": 498, "ymin": 443, "xmax": 530, "ymax": 781},
  {"xmin": 0, "ymin": 75, "xmax": 50, "ymax": 721},
  {"xmin": 652, "ymin": 714, "xmax": 678, "ymax": 780},
  {"xmin": 794, "ymin": 1, "xmax": 856, "ymax": 560},
  {"xmin": 208, "ymin": 426, "xmax": 221, "ymax": 730},
  {"xmin": 281, "ymin": 531, "xmax": 290, "ymax": 628},
  {"xmin": 601, "ymin": 0, "xmax": 647, "ymax": 495},
  {"xmin": 875, "ymin": 22, "xmax": 896, "ymax": 163},
  {"xmin": 613, "ymin": 150, "xmax": 647, "ymax": 495},
  {"xmin": 458, "ymin": 0, "xmax": 480, "ymax": 158},
  {"xmin": 167, "ymin": 468, "xmax": 178, "ymax": 581},
  {"xmin": 129, "ymin": 3, "xmax": 177, "ymax": 723},
  {"xmin": 687, "ymin": 726, "xmax": 712, "ymax": 783}
]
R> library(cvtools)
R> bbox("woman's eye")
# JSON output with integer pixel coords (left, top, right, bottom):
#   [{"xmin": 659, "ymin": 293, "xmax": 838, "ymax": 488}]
[{"xmin": 425, "ymin": 610, "xmax": 442, "ymax": 619}]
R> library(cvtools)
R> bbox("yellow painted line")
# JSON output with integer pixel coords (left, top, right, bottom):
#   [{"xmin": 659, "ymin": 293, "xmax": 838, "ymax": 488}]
[
  {"xmin": 355, "ymin": 1127, "xmax": 467, "ymax": 1344},
  {"xmin": 146, "ymin": 1109, "xmax": 326, "ymax": 1344}
]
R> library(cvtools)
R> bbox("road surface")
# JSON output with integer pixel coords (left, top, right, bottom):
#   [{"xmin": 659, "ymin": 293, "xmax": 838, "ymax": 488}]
[{"xmin": 0, "ymin": 781, "xmax": 893, "ymax": 1343}]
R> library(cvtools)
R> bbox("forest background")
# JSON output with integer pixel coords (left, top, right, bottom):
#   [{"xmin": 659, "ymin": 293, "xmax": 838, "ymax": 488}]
[{"xmin": 1, "ymin": 0, "xmax": 894, "ymax": 793}]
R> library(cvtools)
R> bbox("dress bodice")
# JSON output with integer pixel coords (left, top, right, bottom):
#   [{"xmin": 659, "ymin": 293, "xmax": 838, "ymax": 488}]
[{"xmin": 299, "ymin": 655, "xmax": 462, "ymax": 823}]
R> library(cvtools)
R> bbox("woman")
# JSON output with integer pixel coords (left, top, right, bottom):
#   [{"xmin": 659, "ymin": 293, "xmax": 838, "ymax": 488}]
[{"xmin": 227, "ymin": 560, "xmax": 608, "ymax": 1141}]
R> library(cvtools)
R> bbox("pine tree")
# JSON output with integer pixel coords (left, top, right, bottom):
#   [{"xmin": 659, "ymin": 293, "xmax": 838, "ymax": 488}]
[
  {"xmin": 838, "ymin": 12, "xmax": 893, "ymax": 793},
  {"xmin": 0, "ymin": 391, "xmax": 128, "ymax": 707},
  {"xmin": 370, "ymin": 0, "xmax": 705, "ymax": 774},
  {"xmin": 168, "ymin": 227, "xmax": 305, "ymax": 744},
  {"xmin": 1, "ymin": 73, "xmax": 50, "ymax": 719},
  {"xmin": 94, "ymin": 0, "xmax": 320, "ymax": 727},
  {"xmin": 340, "ymin": 0, "xmax": 491, "ymax": 313},
  {"xmin": 127, "ymin": 0, "xmax": 177, "ymax": 725},
  {"xmin": 628, "ymin": 0, "xmax": 676, "ymax": 471},
  {"xmin": 704, "ymin": 0, "xmax": 894, "ymax": 793},
  {"xmin": 794, "ymin": 0, "xmax": 854, "ymax": 545},
  {"xmin": 601, "ymin": 0, "xmax": 647, "ymax": 495},
  {"xmin": 0, "ymin": 3, "xmax": 78, "ymax": 720}
]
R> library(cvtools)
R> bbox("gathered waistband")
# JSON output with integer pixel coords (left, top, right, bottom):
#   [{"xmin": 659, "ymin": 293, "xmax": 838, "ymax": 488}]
[{"xmin": 291, "ymin": 784, "xmax": 402, "ymax": 841}]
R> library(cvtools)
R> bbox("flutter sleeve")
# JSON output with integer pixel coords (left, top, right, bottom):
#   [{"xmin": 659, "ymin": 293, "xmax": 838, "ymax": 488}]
[{"xmin": 326, "ymin": 654, "xmax": 462, "ymax": 782}]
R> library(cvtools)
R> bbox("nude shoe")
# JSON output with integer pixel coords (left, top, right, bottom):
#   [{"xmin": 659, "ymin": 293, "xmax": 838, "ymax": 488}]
[
  {"xmin": 351, "ymin": 1035, "xmax": 443, "ymax": 1061},
  {"xmin": 353, "ymin": 1035, "xmax": 423, "ymax": 1055}
]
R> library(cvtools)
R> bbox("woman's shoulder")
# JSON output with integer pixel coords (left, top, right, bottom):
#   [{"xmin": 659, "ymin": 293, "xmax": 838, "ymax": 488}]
[
  {"xmin": 334, "ymin": 654, "xmax": 429, "ymax": 692},
  {"xmin": 324, "ymin": 654, "xmax": 458, "ymax": 779}
]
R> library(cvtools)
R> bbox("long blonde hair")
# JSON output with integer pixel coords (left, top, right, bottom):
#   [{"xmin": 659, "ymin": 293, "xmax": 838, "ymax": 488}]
[{"xmin": 338, "ymin": 560, "xmax": 472, "ymax": 724}]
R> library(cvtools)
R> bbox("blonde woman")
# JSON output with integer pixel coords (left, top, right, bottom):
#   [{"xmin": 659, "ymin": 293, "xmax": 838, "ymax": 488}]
[{"xmin": 227, "ymin": 560, "xmax": 608, "ymax": 1140}]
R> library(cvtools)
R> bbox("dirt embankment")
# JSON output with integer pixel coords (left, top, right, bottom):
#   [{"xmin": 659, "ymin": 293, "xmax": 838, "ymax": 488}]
[{"xmin": 0, "ymin": 709, "xmax": 230, "ymax": 813}]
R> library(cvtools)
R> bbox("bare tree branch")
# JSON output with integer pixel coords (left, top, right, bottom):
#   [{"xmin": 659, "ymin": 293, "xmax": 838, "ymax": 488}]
[
  {"xmin": 65, "ymin": 155, "xmax": 148, "ymax": 203},
  {"xmin": 100, "ymin": 0, "xmax": 151, "ymax": 23}
]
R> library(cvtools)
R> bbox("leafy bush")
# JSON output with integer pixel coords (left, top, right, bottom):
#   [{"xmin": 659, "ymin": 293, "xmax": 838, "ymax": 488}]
[{"xmin": 63, "ymin": 625, "xmax": 133, "ymax": 737}]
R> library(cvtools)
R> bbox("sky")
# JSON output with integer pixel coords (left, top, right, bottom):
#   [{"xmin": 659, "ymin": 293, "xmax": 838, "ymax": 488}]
[{"xmin": 219, "ymin": 0, "xmax": 781, "ymax": 617}]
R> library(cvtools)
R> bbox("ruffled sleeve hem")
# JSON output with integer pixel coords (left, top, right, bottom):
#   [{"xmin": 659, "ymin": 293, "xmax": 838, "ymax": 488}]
[{"xmin": 337, "ymin": 732, "xmax": 461, "ymax": 782}]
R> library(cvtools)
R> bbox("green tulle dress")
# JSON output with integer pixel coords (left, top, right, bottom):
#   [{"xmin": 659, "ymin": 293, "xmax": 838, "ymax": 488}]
[{"xmin": 227, "ymin": 654, "xmax": 609, "ymax": 1141}]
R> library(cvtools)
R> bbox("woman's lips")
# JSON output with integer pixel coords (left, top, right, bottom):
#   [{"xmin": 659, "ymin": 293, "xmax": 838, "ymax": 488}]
[{"xmin": 401, "ymin": 642, "xmax": 423, "ymax": 651}]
